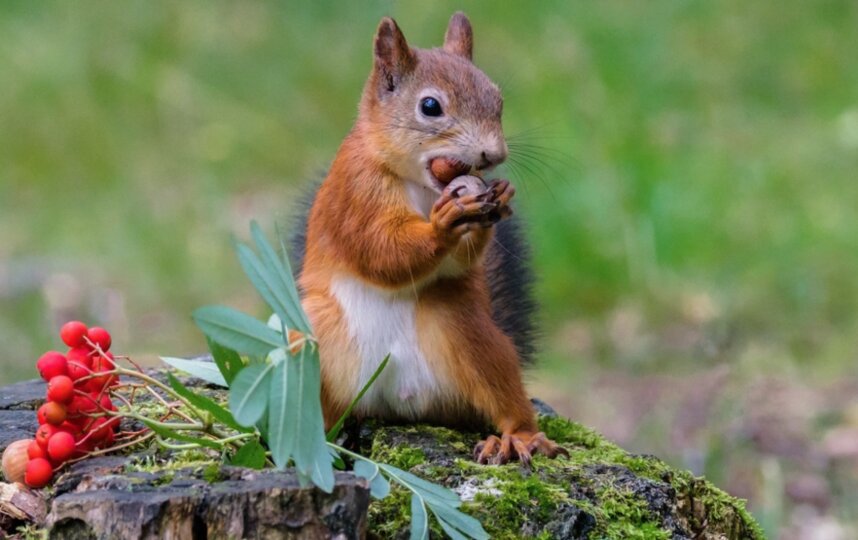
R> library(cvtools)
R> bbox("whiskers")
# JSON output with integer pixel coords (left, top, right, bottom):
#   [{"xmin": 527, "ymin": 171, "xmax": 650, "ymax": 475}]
[{"xmin": 503, "ymin": 127, "xmax": 577, "ymax": 197}]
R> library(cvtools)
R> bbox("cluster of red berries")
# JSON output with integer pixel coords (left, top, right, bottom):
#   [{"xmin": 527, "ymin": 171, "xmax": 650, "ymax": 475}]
[{"xmin": 22, "ymin": 322, "xmax": 121, "ymax": 488}]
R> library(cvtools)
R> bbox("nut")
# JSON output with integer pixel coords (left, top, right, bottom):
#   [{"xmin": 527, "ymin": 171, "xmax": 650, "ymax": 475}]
[
  {"xmin": 444, "ymin": 175, "xmax": 491, "ymax": 201},
  {"xmin": 429, "ymin": 157, "xmax": 471, "ymax": 185},
  {"xmin": 2, "ymin": 439, "xmax": 32, "ymax": 484}
]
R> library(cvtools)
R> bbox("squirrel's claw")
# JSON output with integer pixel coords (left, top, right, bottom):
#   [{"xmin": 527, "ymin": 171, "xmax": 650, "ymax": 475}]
[
  {"xmin": 473, "ymin": 431, "xmax": 567, "ymax": 468},
  {"xmin": 474, "ymin": 435, "xmax": 501, "ymax": 464}
]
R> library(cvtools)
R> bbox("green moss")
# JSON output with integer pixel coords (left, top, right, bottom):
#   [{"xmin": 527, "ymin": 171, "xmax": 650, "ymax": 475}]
[
  {"xmin": 363, "ymin": 419, "xmax": 765, "ymax": 539},
  {"xmin": 124, "ymin": 447, "xmax": 221, "ymax": 482},
  {"xmin": 470, "ymin": 473, "xmax": 571, "ymax": 538},
  {"xmin": 593, "ymin": 485, "xmax": 671, "ymax": 540},
  {"xmin": 539, "ymin": 415, "xmax": 607, "ymax": 449},
  {"xmin": 372, "ymin": 442, "xmax": 426, "ymax": 470},
  {"xmin": 201, "ymin": 462, "xmax": 222, "ymax": 483},
  {"xmin": 14, "ymin": 524, "xmax": 47, "ymax": 540},
  {"xmin": 367, "ymin": 485, "xmax": 414, "ymax": 538},
  {"xmin": 673, "ymin": 474, "xmax": 767, "ymax": 540}
]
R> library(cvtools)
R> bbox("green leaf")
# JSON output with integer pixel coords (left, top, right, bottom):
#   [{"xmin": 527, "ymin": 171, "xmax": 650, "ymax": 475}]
[
  {"xmin": 229, "ymin": 363, "xmax": 274, "ymax": 427},
  {"xmin": 326, "ymin": 354, "xmax": 390, "ymax": 441},
  {"xmin": 230, "ymin": 440, "xmax": 266, "ymax": 469},
  {"xmin": 267, "ymin": 313, "xmax": 283, "ymax": 333},
  {"xmin": 166, "ymin": 372, "xmax": 249, "ymax": 433},
  {"xmin": 159, "ymin": 356, "xmax": 227, "ymax": 387},
  {"xmin": 234, "ymin": 222, "xmax": 310, "ymax": 336},
  {"xmin": 253, "ymin": 221, "xmax": 312, "ymax": 332},
  {"xmin": 436, "ymin": 517, "xmax": 469, "ymax": 540},
  {"xmin": 292, "ymin": 346, "xmax": 335, "ymax": 492},
  {"xmin": 410, "ymin": 495, "xmax": 429, "ymax": 540},
  {"xmin": 235, "ymin": 242, "xmax": 302, "ymax": 336},
  {"xmin": 380, "ymin": 465, "xmax": 462, "ymax": 507},
  {"xmin": 206, "ymin": 337, "xmax": 243, "ymax": 386},
  {"xmin": 267, "ymin": 354, "xmax": 296, "ymax": 469},
  {"xmin": 140, "ymin": 419, "xmax": 221, "ymax": 450},
  {"xmin": 354, "ymin": 460, "xmax": 390, "ymax": 499},
  {"xmin": 430, "ymin": 503, "xmax": 489, "ymax": 540},
  {"xmin": 193, "ymin": 305, "xmax": 283, "ymax": 357}
]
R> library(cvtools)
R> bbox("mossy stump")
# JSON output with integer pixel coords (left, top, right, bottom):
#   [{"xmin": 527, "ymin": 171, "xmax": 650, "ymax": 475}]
[
  {"xmin": 358, "ymin": 412, "xmax": 763, "ymax": 540},
  {"xmin": 0, "ymin": 377, "xmax": 763, "ymax": 539}
]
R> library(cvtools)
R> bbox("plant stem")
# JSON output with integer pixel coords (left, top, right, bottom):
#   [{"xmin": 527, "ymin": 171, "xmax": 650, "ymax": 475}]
[{"xmin": 326, "ymin": 354, "xmax": 389, "ymax": 441}]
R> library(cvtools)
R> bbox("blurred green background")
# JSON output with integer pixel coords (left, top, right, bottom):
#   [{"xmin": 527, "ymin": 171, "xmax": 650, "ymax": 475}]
[{"xmin": 1, "ymin": 1, "xmax": 857, "ymax": 537}]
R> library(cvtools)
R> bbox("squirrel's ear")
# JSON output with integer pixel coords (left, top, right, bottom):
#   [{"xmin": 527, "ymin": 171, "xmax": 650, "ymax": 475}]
[
  {"xmin": 443, "ymin": 12, "xmax": 473, "ymax": 60},
  {"xmin": 373, "ymin": 17, "xmax": 415, "ymax": 93}
]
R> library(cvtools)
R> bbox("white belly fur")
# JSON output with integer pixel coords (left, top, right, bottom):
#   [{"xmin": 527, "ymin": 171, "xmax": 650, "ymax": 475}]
[{"xmin": 330, "ymin": 275, "xmax": 447, "ymax": 419}]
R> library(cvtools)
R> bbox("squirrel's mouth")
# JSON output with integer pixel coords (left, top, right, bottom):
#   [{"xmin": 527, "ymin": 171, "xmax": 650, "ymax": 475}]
[{"xmin": 428, "ymin": 157, "xmax": 472, "ymax": 186}]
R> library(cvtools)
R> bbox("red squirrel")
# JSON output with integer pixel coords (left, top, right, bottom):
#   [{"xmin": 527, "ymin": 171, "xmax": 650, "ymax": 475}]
[{"xmin": 292, "ymin": 12, "xmax": 566, "ymax": 465}]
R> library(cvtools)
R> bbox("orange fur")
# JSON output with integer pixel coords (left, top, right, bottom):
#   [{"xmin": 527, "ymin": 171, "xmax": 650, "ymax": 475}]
[{"xmin": 298, "ymin": 13, "xmax": 562, "ymax": 464}]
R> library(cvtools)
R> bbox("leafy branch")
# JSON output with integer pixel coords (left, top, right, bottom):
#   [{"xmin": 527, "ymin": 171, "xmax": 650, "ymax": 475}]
[{"xmin": 160, "ymin": 221, "xmax": 488, "ymax": 539}]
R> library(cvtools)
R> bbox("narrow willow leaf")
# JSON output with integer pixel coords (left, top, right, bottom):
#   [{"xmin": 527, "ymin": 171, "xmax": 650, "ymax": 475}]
[
  {"xmin": 206, "ymin": 337, "xmax": 243, "ymax": 386},
  {"xmin": 326, "ymin": 354, "xmax": 390, "ymax": 441},
  {"xmin": 235, "ymin": 242, "xmax": 301, "ymax": 335},
  {"xmin": 267, "ymin": 313, "xmax": 283, "ymax": 333},
  {"xmin": 255, "ymin": 408, "xmax": 269, "ymax": 442},
  {"xmin": 436, "ymin": 517, "xmax": 469, "ymax": 540},
  {"xmin": 193, "ymin": 305, "xmax": 282, "ymax": 357},
  {"xmin": 230, "ymin": 440, "xmax": 266, "ymax": 469},
  {"xmin": 252, "ymin": 221, "xmax": 312, "ymax": 332},
  {"xmin": 159, "ymin": 356, "xmax": 227, "ymax": 387},
  {"xmin": 229, "ymin": 363, "xmax": 274, "ymax": 427},
  {"xmin": 353, "ymin": 460, "xmax": 378, "ymax": 481},
  {"xmin": 267, "ymin": 356, "xmax": 296, "ymax": 469},
  {"xmin": 291, "ymin": 346, "xmax": 334, "ymax": 492},
  {"xmin": 431, "ymin": 503, "xmax": 489, "ymax": 540},
  {"xmin": 268, "ymin": 347, "xmax": 287, "ymax": 366},
  {"xmin": 140, "ymin": 419, "xmax": 221, "ymax": 450},
  {"xmin": 353, "ymin": 460, "xmax": 391, "ymax": 499},
  {"xmin": 410, "ymin": 495, "xmax": 429, "ymax": 540},
  {"xmin": 275, "ymin": 222, "xmax": 314, "ymax": 332},
  {"xmin": 166, "ymin": 372, "xmax": 249, "ymax": 433},
  {"xmin": 380, "ymin": 465, "xmax": 462, "ymax": 507}
]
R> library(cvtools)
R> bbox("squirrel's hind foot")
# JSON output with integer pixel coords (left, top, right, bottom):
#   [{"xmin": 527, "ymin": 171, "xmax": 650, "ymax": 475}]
[{"xmin": 473, "ymin": 431, "xmax": 568, "ymax": 469}]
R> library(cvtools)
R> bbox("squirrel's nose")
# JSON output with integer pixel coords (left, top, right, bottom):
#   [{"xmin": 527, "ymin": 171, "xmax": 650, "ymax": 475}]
[{"xmin": 478, "ymin": 148, "xmax": 507, "ymax": 170}]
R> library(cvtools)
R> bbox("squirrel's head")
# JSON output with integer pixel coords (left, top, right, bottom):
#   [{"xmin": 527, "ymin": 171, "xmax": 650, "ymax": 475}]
[{"xmin": 359, "ymin": 12, "xmax": 507, "ymax": 193}]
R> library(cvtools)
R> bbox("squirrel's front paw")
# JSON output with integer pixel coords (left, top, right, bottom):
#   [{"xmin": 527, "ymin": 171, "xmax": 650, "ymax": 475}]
[
  {"xmin": 486, "ymin": 179, "xmax": 515, "ymax": 223},
  {"xmin": 431, "ymin": 193, "xmax": 495, "ymax": 245}
]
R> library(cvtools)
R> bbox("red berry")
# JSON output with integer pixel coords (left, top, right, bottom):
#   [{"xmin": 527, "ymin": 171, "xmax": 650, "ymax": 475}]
[
  {"xmin": 47, "ymin": 431, "xmax": 75, "ymax": 463},
  {"xmin": 47, "ymin": 375, "xmax": 75, "ymax": 404},
  {"xmin": 100, "ymin": 428, "xmax": 115, "ymax": 447},
  {"xmin": 27, "ymin": 440, "xmax": 47, "ymax": 460},
  {"xmin": 59, "ymin": 321, "xmax": 88, "ymax": 348},
  {"xmin": 86, "ymin": 354, "xmax": 117, "ymax": 392},
  {"xmin": 24, "ymin": 458, "xmax": 53, "ymax": 488},
  {"xmin": 58, "ymin": 421, "xmax": 82, "ymax": 438},
  {"xmin": 87, "ymin": 418, "xmax": 110, "ymax": 443},
  {"xmin": 35, "ymin": 424, "xmax": 59, "ymax": 449},
  {"xmin": 86, "ymin": 327, "xmax": 111, "ymax": 351},
  {"xmin": 36, "ymin": 403, "xmax": 48, "ymax": 425},
  {"xmin": 43, "ymin": 401, "xmax": 67, "ymax": 425},
  {"xmin": 98, "ymin": 394, "xmax": 115, "ymax": 412},
  {"xmin": 66, "ymin": 348, "xmax": 93, "ymax": 382},
  {"xmin": 107, "ymin": 415, "xmax": 121, "ymax": 432},
  {"xmin": 67, "ymin": 393, "xmax": 99, "ymax": 419},
  {"xmin": 36, "ymin": 351, "xmax": 68, "ymax": 382}
]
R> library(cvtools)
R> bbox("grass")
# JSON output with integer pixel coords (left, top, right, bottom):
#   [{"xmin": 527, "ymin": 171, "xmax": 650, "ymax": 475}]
[{"xmin": 1, "ymin": 1, "xmax": 856, "ymax": 537}]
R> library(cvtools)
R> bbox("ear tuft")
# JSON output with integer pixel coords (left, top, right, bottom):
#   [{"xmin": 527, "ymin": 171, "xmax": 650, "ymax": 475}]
[
  {"xmin": 443, "ymin": 12, "xmax": 473, "ymax": 60},
  {"xmin": 374, "ymin": 17, "xmax": 414, "ymax": 93}
]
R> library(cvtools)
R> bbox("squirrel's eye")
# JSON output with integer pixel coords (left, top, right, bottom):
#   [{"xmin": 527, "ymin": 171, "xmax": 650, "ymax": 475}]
[{"xmin": 420, "ymin": 97, "xmax": 443, "ymax": 117}]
